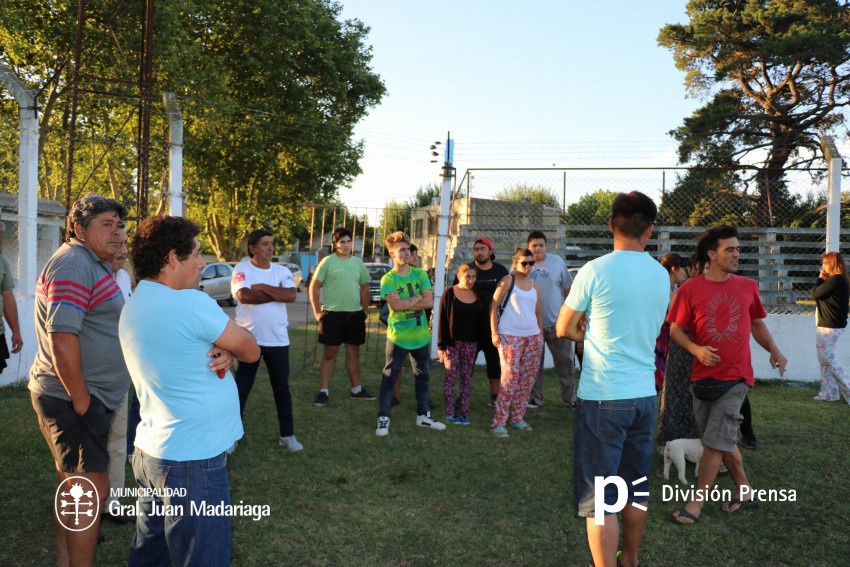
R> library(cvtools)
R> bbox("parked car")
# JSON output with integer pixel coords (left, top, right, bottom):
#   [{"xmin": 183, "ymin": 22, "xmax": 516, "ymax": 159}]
[
  {"xmin": 199, "ymin": 262, "xmax": 236, "ymax": 306},
  {"xmin": 284, "ymin": 263, "xmax": 304, "ymax": 292},
  {"xmin": 364, "ymin": 262, "xmax": 392, "ymax": 304}
]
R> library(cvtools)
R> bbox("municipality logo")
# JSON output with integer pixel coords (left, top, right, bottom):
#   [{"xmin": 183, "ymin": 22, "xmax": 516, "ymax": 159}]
[
  {"xmin": 593, "ymin": 475, "xmax": 649, "ymax": 525},
  {"xmin": 55, "ymin": 476, "xmax": 99, "ymax": 531}
]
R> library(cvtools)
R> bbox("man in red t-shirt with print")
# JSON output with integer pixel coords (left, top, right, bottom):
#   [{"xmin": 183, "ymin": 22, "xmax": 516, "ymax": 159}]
[{"xmin": 667, "ymin": 225, "xmax": 787, "ymax": 525}]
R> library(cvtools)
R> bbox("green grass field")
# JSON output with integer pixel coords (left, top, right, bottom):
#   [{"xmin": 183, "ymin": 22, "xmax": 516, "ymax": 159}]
[{"xmin": 2, "ymin": 319, "xmax": 849, "ymax": 566}]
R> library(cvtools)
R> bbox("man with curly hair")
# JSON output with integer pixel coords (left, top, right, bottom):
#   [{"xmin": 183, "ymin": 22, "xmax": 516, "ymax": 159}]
[{"xmin": 119, "ymin": 215, "xmax": 259, "ymax": 566}]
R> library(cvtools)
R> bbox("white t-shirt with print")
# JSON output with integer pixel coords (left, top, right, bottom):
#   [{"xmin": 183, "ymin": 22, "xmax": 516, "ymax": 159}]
[{"xmin": 232, "ymin": 261, "xmax": 295, "ymax": 346}]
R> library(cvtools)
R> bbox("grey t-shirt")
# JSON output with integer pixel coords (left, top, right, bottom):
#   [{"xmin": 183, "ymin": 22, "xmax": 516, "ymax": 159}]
[
  {"xmin": 28, "ymin": 239, "xmax": 130, "ymax": 409},
  {"xmin": 529, "ymin": 253, "xmax": 573, "ymax": 328},
  {"xmin": 0, "ymin": 255, "xmax": 16, "ymax": 315}
]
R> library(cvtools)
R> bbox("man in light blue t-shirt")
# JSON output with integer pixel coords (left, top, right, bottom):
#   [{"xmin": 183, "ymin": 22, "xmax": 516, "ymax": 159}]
[
  {"xmin": 119, "ymin": 216, "xmax": 259, "ymax": 567},
  {"xmin": 556, "ymin": 192, "xmax": 669, "ymax": 567}
]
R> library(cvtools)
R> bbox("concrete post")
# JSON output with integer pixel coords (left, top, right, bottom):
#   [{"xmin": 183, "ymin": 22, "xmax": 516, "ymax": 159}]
[
  {"xmin": 822, "ymin": 136, "xmax": 842, "ymax": 253},
  {"xmin": 163, "ymin": 93, "xmax": 184, "ymax": 217},
  {"xmin": 0, "ymin": 64, "xmax": 39, "ymax": 380},
  {"xmin": 431, "ymin": 134, "xmax": 454, "ymax": 358}
]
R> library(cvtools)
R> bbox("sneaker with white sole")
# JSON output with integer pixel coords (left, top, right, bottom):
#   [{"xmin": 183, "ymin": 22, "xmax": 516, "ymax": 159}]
[
  {"xmin": 416, "ymin": 412, "xmax": 446, "ymax": 430},
  {"xmin": 490, "ymin": 427, "xmax": 509, "ymax": 438},
  {"xmin": 375, "ymin": 416, "xmax": 390, "ymax": 436},
  {"xmin": 279, "ymin": 435, "xmax": 303, "ymax": 452},
  {"xmin": 446, "ymin": 415, "xmax": 463, "ymax": 425}
]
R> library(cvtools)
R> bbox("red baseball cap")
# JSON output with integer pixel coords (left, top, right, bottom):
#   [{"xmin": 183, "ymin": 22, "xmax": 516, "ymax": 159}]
[{"xmin": 474, "ymin": 237, "xmax": 493, "ymax": 250}]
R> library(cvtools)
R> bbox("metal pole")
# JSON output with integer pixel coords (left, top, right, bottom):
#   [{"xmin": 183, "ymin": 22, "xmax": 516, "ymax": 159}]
[
  {"xmin": 372, "ymin": 221, "xmax": 378, "ymax": 262},
  {"xmin": 163, "ymin": 93, "xmax": 183, "ymax": 216},
  {"xmin": 308, "ymin": 207, "xmax": 316, "ymax": 262},
  {"xmin": 563, "ymin": 171, "xmax": 566, "ymax": 214},
  {"xmin": 319, "ymin": 208, "xmax": 327, "ymax": 258},
  {"xmin": 361, "ymin": 212, "xmax": 367, "ymax": 260},
  {"xmin": 823, "ymin": 136, "xmax": 843, "ymax": 253},
  {"xmin": 430, "ymin": 131, "xmax": 454, "ymax": 358}
]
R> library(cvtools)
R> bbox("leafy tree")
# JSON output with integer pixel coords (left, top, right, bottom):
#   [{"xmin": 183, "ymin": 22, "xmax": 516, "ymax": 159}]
[
  {"xmin": 658, "ymin": 0, "xmax": 850, "ymax": 226},
  {"xmin": 563, "ymin": 189, "xmax": 617, "ymax": 226},
  {"xmin": 660, "ymin": 170, "xmax": 753, "ymax": 227},
  {"xmin": 494, "ymin": 183, "xmax": 561, "ymax": 208},
  {"xmin": 0, "ymin": 0, "xmax": 386, "ymax": 260},
  {"xmin": 409, "ymin": 182, "xmax": 441, "ymax": 209},
  {"xmin": 380, "ymin": 198, "xmax": 410, "ymax": 236}
]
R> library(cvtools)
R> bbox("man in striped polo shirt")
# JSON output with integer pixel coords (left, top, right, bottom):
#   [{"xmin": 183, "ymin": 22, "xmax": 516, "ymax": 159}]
[{"xmin": 29, "ymin": 193, "xmax": 131, "ymax": 567}]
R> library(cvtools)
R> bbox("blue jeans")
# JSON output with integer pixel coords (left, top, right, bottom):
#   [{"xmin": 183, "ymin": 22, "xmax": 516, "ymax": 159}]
[
  {"xmin": 129, "ymin": 450, "xmax": 231, "ymax": 567},
  {"xmin": 573, "ymin": 396, "xmax": 657, "ymax": 517},
  {"xmin": 379, "ymin": 341, "xmax": 431, "ymax": 417},
  {"xmin": 235, "ymin": 345, "xmax": 294, "ymax": 437}
]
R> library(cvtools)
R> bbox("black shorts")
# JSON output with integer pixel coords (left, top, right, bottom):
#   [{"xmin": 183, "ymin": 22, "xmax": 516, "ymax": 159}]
[
  {"xmin": 31, "ymin": 391, "xmax": 113, "ymax": 473},
  {"xmin": 318, "ymin": 310, "xmax": 367, "ymax": 346}
]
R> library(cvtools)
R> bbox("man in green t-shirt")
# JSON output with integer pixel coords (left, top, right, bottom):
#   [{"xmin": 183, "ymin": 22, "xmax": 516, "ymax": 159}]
[
  {"xmin": 309, "ymin": 228, "xmax": 375, "ymax": 406},
  {"xmin": 374, "ymin": 231, "xmax": 445, "ymax": 436}
]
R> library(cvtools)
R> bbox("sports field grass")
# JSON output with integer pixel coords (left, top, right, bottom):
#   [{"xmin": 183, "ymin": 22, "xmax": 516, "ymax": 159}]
[{"xmin": 2, "ymin": 320, "xmax": 848, "ymax": 566}]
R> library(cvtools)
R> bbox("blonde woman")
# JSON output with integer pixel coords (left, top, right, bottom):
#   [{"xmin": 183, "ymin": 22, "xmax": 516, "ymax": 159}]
[
  {"xmin": 489, "ymin": 248, "xmax": 544, "ymax": 437},
  {"xmin": 811, "ymin": 252, "xmax": 850, "ymax": 402}
]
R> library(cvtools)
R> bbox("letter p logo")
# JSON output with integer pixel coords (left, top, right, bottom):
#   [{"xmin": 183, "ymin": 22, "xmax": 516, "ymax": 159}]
[
  {"xmin": 593, "ymin": 475, "xmax": 627, "ymax": 525},
  {"xmin": 592, "ymin": 475, "xmax": 649, "ymax": 525}
]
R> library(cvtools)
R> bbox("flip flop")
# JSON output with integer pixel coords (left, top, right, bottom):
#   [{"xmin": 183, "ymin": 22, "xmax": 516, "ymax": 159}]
[
  {"xmin": 670, "ymin": 507, "xmax": 699, "ymax": 525},
  {"xmin": 722, "ymin": 498, "xmax": 759, "ymax": 514}
]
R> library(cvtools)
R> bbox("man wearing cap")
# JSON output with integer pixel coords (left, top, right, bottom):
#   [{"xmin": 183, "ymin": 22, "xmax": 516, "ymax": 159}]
[{"xmin": 457, "ymin": 237, "xmax": 509, "ymax": 406}]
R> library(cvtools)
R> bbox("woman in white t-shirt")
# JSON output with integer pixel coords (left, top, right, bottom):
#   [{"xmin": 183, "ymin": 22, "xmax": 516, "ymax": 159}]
[{"xmin": 488, "ymin": 248, "xmax": 544, "ymax": 437}]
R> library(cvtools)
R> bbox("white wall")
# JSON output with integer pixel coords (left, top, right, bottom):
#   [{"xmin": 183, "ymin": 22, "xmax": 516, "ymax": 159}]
[{"xmin": 479, "ymin": 314, "xmax": 828, "ymax": 383}]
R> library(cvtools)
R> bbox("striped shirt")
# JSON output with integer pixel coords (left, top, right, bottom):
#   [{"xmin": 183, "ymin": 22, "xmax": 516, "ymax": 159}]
[{"xmin": 28, "ymin": 239, "xmax": 130, "ymax": 409}]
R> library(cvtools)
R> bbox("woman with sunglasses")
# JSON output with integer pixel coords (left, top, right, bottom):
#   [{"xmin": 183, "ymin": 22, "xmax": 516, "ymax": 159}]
[{"xmin": 488, "ymin": 248, "xmax": 544, "ymax": 437}]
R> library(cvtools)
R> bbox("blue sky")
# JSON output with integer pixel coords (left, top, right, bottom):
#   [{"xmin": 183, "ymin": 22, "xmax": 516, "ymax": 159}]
[{"xmin": 337, "ymin": 1, "xmax": 704, "ymax": 214}]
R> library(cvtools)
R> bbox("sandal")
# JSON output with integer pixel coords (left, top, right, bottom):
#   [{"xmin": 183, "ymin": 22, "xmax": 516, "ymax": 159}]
[{"xmin": 670, "ymin": 507, "xmax": 700, "ymax": 525}]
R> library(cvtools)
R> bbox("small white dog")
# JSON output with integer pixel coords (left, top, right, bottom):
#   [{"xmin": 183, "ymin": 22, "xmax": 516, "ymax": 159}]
[{"xmin": 663, "ymin": 438, "xmax": 704, "ymax": 485}]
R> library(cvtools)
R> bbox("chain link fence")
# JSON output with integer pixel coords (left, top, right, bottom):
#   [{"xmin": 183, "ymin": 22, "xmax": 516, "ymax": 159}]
[
  {"xmin": 436, "ymin": 166, "xmax": 840, "ymax": 314},
  {"xmin": 455, "ymin": 167, "xmax": 830, "ymax": 230}
]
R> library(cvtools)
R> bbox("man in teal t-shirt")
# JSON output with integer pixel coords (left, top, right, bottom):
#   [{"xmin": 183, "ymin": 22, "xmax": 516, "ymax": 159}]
[
  {"xmin": 309, "ymin": 227, "xmax": 375, "ymax": 406},
  {"xmin": 374, "ymin": 232, "xmax": 445, "ymax": 437}
]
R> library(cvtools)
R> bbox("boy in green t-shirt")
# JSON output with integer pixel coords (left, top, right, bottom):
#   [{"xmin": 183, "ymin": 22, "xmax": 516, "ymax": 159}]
[
  {"xmin": 309, "ymin": 228, "xmax": 375, "ymax": 406},
  {"xmin": 375, "ymin": 232, "xmax": 445, "ymax": 436}
]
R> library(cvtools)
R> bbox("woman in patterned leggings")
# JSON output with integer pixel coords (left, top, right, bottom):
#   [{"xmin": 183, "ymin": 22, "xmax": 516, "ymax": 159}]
[
  {"xmin": 811, "ymin": 251, "xmax": 850, "ymax": 402},
  {"xmin": 488, "ymin": 248, "xmax": 544, "ymax": 437},
  {"xmin": 437, "ymin": 263, "xmax": 482, "ymax": 424}
]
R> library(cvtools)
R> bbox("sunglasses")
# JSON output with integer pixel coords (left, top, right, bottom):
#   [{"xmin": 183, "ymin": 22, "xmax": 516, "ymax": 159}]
[{"xmin": 518, "ymin": 260, "xmax": 535, "ymax": 267}]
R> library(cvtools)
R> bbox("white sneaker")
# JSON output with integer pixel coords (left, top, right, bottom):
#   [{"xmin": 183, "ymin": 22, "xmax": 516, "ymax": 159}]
[
  {"xmin": 279, "ymin": 435, "xmax": 303, "ymax": 452},
  {"xmin": 416, "ymin": 411, "xmax": 446, "ymax": 431},
  {"xmin": 376, "ymin": 416, "xmax": 390, "ymax": 436}
]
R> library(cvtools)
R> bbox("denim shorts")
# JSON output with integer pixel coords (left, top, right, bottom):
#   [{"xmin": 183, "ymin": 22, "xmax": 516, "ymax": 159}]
[
  {"xmin": 129, "ymin": 450, "xmax": 231, "ymax": 567},
  {"xmin": 573, "ymin": 396, "xmax": 657, "ymax": 517}
]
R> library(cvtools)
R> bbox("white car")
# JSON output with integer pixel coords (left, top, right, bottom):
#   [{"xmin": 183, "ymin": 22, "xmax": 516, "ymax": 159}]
[
  {"xmin": 284, "ymin": 263, "xmax": 304, "ymax": 292},
  {"xmin": 199, "ymin": 262, "xmax": 236, "ymax": 306}
]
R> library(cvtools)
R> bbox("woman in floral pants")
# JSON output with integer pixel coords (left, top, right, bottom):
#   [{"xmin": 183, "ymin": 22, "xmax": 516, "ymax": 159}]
[
  {"xmin": 489, "ymin": 248, "xmax": 544, "ymax": 437},
  {"xmin": 437, "ymin": 263, "xmax": 482, "ymax": 424},
  {"xmin": 811, "ymin": 252, "xmax": 850, "ymax": 402}
]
